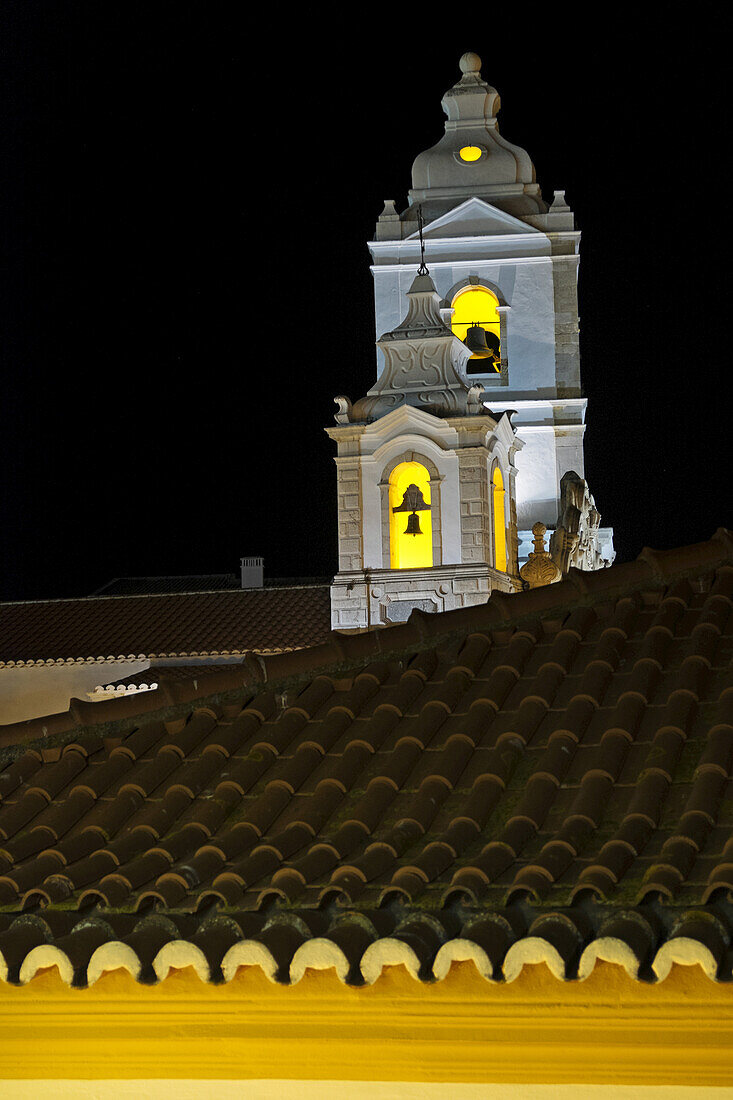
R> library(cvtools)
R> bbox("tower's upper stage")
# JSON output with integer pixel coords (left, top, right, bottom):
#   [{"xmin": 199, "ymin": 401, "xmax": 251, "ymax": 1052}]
[{"xmin": 409, "ymin": 52, "xmax": 546, "ymax": 221}]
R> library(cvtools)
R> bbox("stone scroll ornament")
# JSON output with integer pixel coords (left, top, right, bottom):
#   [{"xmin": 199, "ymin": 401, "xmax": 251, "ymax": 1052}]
[{"xmin": 550, "ymin": 470, "xmax": 610, "ymax": 573}]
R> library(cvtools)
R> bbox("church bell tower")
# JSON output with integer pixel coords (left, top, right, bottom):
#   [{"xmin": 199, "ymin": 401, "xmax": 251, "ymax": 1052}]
[
  {"xmin": 327, "ymin": 52, "xmax": 612, "ymax": 631},
  {"xmin": 327, "ymin": 259, "xmax": 523, "ymax": 630}
]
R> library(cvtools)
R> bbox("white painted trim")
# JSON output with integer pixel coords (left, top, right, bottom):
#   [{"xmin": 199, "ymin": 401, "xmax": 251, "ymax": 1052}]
[
  {"xmin": 370, "ymin": 254, "xmax": 553, "ymax": 271},
  {"xmin": 513, "ymin": 425, "xmax": 587, "ymax": 434},
  {"xmin": 489, "ymin": 398, "xmax": 587, "ymax": 409},
  {"xmin": 370, "ymin": 233, "xmax": 543, "ymax": 248}
]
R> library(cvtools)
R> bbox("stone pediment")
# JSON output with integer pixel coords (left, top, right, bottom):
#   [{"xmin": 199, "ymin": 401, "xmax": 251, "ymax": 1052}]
[
  {"xmin": 406, "ymin": 197, "xmax": 541, "ymax": 240},
  {"xmin": 362, "ymin": 402, "xmax": 456, "ymax": 447}
]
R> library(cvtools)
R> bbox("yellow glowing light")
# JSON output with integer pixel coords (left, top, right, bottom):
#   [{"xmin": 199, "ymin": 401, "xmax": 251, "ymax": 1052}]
[
  {"xmin": 450, "ymin": 285, "xmax": 500, "ymax": 350},
  {"xmin": 389, "ymin": 461, "xmax": 433, "ymax": 570},
  {"xmin": 493, "ymin": 466, "xmax": 507, "ymax": 572},
  {"xmin": 459, "ymin": 145, "xmax": 483, "ymax": 162}
]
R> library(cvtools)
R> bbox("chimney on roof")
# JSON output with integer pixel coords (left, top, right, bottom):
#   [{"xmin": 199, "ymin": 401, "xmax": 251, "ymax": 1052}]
[{"xmin": 241, "ymin": 556, "xmax": 264, "ymax": 589}]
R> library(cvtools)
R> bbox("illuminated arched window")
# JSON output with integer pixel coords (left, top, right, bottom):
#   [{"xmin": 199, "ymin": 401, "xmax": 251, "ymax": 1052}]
[
  {"xmin": 451, "ymin": 285, "xmax": 501, "ymax": 375},
  {"xmin": 492, "ymin": 467, "xmax": 507, "ymax": 572},
  {"xmin": 389, "ymin": 461, "xmax": 433, "ymax": 570}
]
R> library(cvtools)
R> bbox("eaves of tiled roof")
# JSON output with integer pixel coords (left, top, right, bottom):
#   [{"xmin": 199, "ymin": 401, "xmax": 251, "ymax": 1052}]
[
  {"xmin": 0, "ymin": 528, "xmax": 732, "ymax": 990},
  {"xmin": 0, "ymin": 583, "xmax": 332, "ymax": 666}
]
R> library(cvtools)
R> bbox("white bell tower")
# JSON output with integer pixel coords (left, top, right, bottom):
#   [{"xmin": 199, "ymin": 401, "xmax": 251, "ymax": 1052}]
[
  {"xmin": 369, "ymin": 52, "xmax": 614, "ymax": 568},
  {"xmin": 327, "ymin": 266, "xmax": 523, "ymax": 631}
]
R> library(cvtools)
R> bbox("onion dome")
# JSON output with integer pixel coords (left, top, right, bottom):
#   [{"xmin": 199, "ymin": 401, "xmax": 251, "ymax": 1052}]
[{"xmin": 409, "ymin": 53, "xmax": 545, "ymax": 218}]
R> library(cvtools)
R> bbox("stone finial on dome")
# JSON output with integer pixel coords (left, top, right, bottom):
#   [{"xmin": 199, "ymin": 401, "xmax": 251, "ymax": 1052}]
[
  {"xmin": 441, "ymin": 51, "xmax": 500, "ymax": 122},
  {"xmin": 459, "ymin": 51, "xmax": 482, "ymax": 74}
]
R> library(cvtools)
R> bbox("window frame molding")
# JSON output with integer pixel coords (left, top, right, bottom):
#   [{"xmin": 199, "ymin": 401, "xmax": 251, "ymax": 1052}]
[
  {"xmin": 490, "ymin": 457, "xmax": 509, "ymax": 572},
  {"xmin": 441, "ymin": 278, "xmax": 510, "ymax": 388},
  {"xmin": 379, "ymin": 452, "xmax": 444, "ymax": 569}
]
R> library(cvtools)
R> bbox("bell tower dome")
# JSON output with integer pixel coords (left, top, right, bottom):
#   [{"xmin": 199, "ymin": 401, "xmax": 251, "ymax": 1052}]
[
  {"xmin": 369, "ymin": 53, "xmax": 614, "ymax": 570},
  {"xmin": 410, "ymin": 51, "xmax": 542, "ymax": 221}
]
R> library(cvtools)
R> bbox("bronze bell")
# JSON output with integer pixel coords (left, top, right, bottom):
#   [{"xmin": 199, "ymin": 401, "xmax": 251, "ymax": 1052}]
[
  {"xmin": 464, "ymin": 324, "xmax": 500, "ymax": 358},
  {"xmin": 405, "ymin": 512, "xmax": 422, "ymax": 536},
  {"xmin": 393, "ymin": 483, "xmax": 430, "ymax": 514},
  {"xmin": 393, "ymin": 483, "xmax": 430, "ymax": 536}
]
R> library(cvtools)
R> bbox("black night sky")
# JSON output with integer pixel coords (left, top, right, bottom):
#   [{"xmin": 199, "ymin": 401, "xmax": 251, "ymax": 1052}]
[{"xmin": 0, "ymin": 5, "xmax": 729, "ymax": 602}]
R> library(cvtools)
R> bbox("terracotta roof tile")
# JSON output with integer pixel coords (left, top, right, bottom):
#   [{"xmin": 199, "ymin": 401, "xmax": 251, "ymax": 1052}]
[
  {"xmin": 0, "ymin": 584, "xmax": 331, "ymax": 664},
  {"xmin": 0, "ymin": 531, "xmax": 732, "ymax": 987}
]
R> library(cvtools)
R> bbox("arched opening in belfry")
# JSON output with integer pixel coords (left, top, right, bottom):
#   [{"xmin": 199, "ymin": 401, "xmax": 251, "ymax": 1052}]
[
  {"xmin": 451, "ymin": 285, "xmax": 501, "ymax": 374},
  {"xmin": 492, "ymin": 466, "xmax": 507, "ymax": 572},
  {"xmin": 389, "ymin": 461, "xmax": 433, "ymax": 569}
]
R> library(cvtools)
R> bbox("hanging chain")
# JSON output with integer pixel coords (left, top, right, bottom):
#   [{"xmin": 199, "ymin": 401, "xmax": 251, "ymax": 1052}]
[{"xmin": 416, "ymin": 205, "xmax": 429, "ymax": 275}]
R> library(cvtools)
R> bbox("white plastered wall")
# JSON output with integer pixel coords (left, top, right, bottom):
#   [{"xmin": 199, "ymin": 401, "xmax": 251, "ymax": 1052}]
[
  {"xmin": 372, "ymin": 250, "xmax": 559, "ymax": 398},
  {"xmin": 0, "ymin": 660, "xmax": 150, "ymax": 725}
]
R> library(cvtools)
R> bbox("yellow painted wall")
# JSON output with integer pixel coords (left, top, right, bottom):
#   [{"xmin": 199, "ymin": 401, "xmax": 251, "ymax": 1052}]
[{"xmin": 0, "ymin": 960, "xmax": 732, "ymax": 1086}]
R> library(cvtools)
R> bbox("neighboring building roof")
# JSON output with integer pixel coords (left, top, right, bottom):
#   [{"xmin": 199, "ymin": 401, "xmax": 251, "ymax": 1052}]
[
  {"xmin": 0, "ymin": 584, "xmax": 332, "ymax": 665},
  {"xmin": 0, "ymin": 529, "xmax": 731, "ymax": 989}
]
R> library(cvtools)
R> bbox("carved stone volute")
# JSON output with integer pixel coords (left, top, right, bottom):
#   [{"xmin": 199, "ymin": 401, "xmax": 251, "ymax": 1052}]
[{"xmin": 550, "ymin": 471, "xmax": 610, "ymax": 573}]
